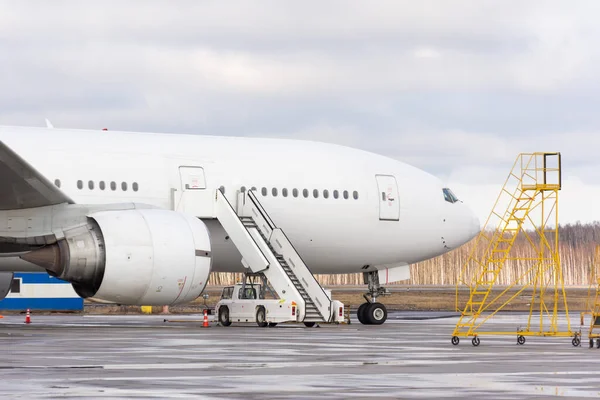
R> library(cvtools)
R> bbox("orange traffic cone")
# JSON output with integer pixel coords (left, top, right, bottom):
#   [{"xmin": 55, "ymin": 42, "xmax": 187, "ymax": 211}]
[
  {"xmin": 203, "ymin": 309, "xmax": 209, "ymax": 328},
  {"xmin": 25, "ymin": 309, "xmax": 31, "ymax": 324}
]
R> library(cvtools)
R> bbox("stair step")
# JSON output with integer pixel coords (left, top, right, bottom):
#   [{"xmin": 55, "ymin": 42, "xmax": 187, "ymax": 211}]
[{"xmin": 305, "ymin": 313, "xmax": 322, "ymax": 318}]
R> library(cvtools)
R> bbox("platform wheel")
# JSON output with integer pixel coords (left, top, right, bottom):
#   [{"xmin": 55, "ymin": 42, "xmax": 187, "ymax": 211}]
[
  {"xmin": 572, "ymin": 336, "xmax": 581, "ymax": 347},
  {"xmin": 451, "ymin": 336, "xmax": 460, "ymax": 346},
  {"xmin": 590, "ymin": 339, "xmax": 594, "ymax": 348},
  {"xmin": 471, "ymin": 336, "xmax": 480, "ymax": 347},
  {"xmin": 596, "ymin": 338, "xmax": 600, "ymax": 349},
  {"xmin": 517, "ymin": 335, "xmax": 526, "ymax": 345}
]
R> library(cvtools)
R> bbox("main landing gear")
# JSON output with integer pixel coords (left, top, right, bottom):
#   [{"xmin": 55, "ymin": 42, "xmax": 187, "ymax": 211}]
[{"xmin": 357, "ymin": 270, "xmax": 389, "ymax": 325}]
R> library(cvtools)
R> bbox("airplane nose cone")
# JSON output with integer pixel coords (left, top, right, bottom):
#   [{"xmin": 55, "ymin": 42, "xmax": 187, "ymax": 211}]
[{"xmin": 442, "ymin": 203, "xmax": 481, "ymax": 250}]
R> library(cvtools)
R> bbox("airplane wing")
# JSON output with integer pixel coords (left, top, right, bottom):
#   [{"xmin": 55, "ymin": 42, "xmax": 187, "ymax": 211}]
[{"xmin": 0, "ymin": 141, "xmax": 73, "ymax": 210}]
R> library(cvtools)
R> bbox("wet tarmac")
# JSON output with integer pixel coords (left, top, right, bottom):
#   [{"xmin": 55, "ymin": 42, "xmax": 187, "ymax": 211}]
[{"xmin": 1, "ymin": 312, "xmax": 599, "ymax": 399}]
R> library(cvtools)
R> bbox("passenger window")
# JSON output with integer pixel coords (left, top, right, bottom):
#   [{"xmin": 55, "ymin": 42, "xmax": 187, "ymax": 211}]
[
  {"xmin": 99, "ymin": 181, "xmax": 106, "ymax": 190},
  {"xmin": 261, "ymin": 187, "xmax": 267, "ymax": 196},
  {"xmin": 251, "ymin": 186, "xmax": 257, "ymax": 192},
  {"xmin": 293, "ymin": 188, "xmax": 299, "ymax": 198},
  {"xmin": 240, "ymin": 186, "xmax": 246, "ymax": 193},
  {"xmin": 353, "ymin": 191, "xmax": 359, "ymax": 200},
  {"xmin": 110, "ymin": 181, "xmax": 117, "ymax": 191},
  {"xmin": 313, "ymin": 189, "xmax": 319, "ymax": 198},
  {"xmin": 219, "ymin": 186, "xmax": 225, "ymax": 195},
  {"xmin": 54, "ymin": 179, "xmax": 61, "ymax": 188},
  {"xmin": 282, "ymin": 188, "xmax": 288, "ymax": 197},
  {"xmin": 343, "ymin": 190, "xmax": 349, "ymax": 199},
  {"xmin": 88, "ymin": 180, "xmax": 94, "ymax": 190},
  {"xmin": 77, "ymin": 180, "xmax": 83, "ymax": 190},
  {"xmin": 303, "ymin": 189, "xmax": 309, "ymax": 198},
  {"xmin": 122, "ymin": 182, "xmax": 128, "ymax": 191},
  {"xmin": 382, "ymin": 192, "xmax": 386, "ymax": 201},
  {"xmin": 323, "ymin": 190, "xmax": 329, "ymax": 199},
  {"xmin": 333, "ymin": 190, "xmax": 339, "ymax": 199},
  {"xmin": 272, "ymin": 188, "xmax": 278, "ymax": 197},
  {"xmin": 133, "ymin": 182, "xmax": 139, "ymax": 192}
]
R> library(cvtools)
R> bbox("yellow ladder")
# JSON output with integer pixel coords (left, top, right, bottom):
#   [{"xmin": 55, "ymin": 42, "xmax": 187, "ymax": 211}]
[
  {"xmin": 452, "ymin": 153, "xmax": 575, "ymax": 347},
  {"xmin": 454, "ymin": 189, "xmax": 534, "ymax": 336},
  {"xmin": 585, "ymin": 246, "xmax": 600, "ymax": 347}
]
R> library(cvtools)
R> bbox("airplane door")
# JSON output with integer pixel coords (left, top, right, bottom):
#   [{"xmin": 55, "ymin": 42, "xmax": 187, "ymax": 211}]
[
  {"xmin": 180, "ymin": 166, "xmax": 206, "ymax": 190},
  {"xmin": 376, "ymin": 175, "xmax": 400, "ymax": 221},
  {"xmin": 177, "ymin": 166, "xmax": 213, "ymax": 217}
]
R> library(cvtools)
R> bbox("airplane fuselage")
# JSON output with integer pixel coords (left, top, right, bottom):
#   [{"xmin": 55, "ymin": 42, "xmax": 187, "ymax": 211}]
[{"xmin": 0, "ymin": 126, "xmax": 479, "ymax": 275}]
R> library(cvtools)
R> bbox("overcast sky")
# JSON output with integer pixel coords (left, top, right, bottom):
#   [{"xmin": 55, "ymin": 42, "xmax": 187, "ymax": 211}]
[{"xmin": 0, "ymin": 1, "xmax": 599, "ymax": 224}]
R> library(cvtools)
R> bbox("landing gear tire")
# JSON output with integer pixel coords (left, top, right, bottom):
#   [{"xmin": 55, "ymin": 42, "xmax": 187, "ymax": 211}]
[
  {"xmin": 304, "ymin": 322, "xmax": 316, "ymax": 328},
  {"xmin": 268, "ymin": 323, "xmax": 278, "ymax": 327},
  {"xmin": 472, "ymin": 336, "xmax": 480, "ymax": 347},
  {"xmin": 365, "ymin": 303, "xmax": 387, "ymax": 325},
  {"xmin": 357, "ymin": 303, "xmax": 369, "ymax": 324},
  {"xmin": 590, "ymin": 339, "xmax": 594, "ymax": 348},
  {"xmin": 517, "ymin": 335, "xmax": 526, "ymax": 345},
  {"xmin": 256, "ymin": 307, "xmax": 268, "ymax": 328},
  {"xmin": 219, "ymin": 306, "xmax": 231, "ymax": 327},
  {"xmin": 451, "ymin": 336, "xmax": 460, "ymax": 345}
]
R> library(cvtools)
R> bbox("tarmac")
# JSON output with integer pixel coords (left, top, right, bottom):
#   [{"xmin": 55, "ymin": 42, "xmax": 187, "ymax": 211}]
[{"xmin": 1, "ymin": 311, "xmax": 600, "ymax": 399}]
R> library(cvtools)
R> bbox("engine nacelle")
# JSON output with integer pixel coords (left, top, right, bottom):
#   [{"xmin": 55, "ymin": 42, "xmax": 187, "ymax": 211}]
[{"xmin": 21, "ymin": 209, "xmax": 212, "ymax": 305}]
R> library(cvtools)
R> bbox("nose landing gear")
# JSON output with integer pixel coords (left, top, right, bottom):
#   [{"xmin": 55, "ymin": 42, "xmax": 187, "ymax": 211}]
[{"xmin": 357, "ymin": 271, "xmax": 390, "ymax": 325}]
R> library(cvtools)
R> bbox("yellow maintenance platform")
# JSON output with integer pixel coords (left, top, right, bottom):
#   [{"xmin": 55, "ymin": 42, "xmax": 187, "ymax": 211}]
[
  {"xmin": 580, "ymin": 245, "xmax": 600, "ymax": 348},
  {"xmin": 452, "ymin": 152, "xmax": 578, "ymax": 347}
]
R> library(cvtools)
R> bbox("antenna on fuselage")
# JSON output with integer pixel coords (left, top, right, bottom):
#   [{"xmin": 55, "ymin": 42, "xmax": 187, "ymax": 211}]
[{"xmin": 45, "ymin": 119, "xmax": 54, "ymax": 129}]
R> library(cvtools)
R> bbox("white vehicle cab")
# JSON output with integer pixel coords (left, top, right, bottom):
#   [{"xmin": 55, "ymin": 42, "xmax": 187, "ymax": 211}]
[{"xmin": 216, "ymin": 282, "xmax": 345, "ymax": 327}]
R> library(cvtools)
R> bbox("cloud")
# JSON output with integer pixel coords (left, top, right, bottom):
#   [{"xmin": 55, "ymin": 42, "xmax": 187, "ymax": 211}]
[{"xmin": 0, "ymin": 1, "xmax": 599, "ymax": 222}]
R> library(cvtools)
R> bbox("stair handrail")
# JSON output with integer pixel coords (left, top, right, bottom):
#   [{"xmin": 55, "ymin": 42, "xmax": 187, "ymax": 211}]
[
  {"xmin": 274, "ymin": 227, "xmax": 332, "ymax": 303},
  {"xmin": 247, "ymin": 190, "xmax": 276, "ymax": 231},
  {"xmin": 215, "ymin": 189, "xmax": 270, "ymax": 271},
  {"xmin": 245, "ymin": 190, "xmax": 332, "ymax": 320}
]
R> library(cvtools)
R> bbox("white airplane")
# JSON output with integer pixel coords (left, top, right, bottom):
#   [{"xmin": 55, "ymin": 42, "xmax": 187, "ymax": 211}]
[{"xmin": 0, "ymin": 125, "xmax": 479, "ymax": 325}]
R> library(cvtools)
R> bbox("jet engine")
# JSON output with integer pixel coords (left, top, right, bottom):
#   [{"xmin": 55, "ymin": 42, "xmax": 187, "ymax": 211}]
[{"xmin": 20, "ymin": 209, "xmax": 212, "ymax": 305}]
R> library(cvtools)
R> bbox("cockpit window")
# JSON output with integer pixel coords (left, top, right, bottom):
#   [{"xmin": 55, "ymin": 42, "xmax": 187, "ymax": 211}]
[{"xmin": 443, "ymin": 188, "xmax": 460, "ymax": 203}]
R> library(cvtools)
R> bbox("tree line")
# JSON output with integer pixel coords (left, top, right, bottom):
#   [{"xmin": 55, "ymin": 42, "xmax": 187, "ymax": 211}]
[{"xmin": 209, "ymin": 222, "xmax": 600, "ymax": 286}]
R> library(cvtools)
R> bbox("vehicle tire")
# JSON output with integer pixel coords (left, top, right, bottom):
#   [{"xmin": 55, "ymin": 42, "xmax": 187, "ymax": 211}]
[
  {"xmin": 304, "ymin": 321, "xmax": 316, "ymax": 328},
  {"xmin": 365, "ymin": 302, "xmax": 387, "ymax": 325},
  {"xmin": 357, "ymin": 303, "xmax": 369, "ymax": 325},
  {"xmin": 268, "ymin": 323, "xmax": 278, "ymax": 327},
  {"xmin": 219, "ymin": 306, "xmax": 231, "ymax": 327},
  {"xmin": 256, "ymin": 307, "xmax": 268, "ymax": 327}
]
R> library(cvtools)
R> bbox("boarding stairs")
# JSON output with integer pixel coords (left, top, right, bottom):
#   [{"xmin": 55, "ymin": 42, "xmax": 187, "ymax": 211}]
[{"xmin": 214, "ymin": 189, "xmax": 333, "ymax": 323}]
